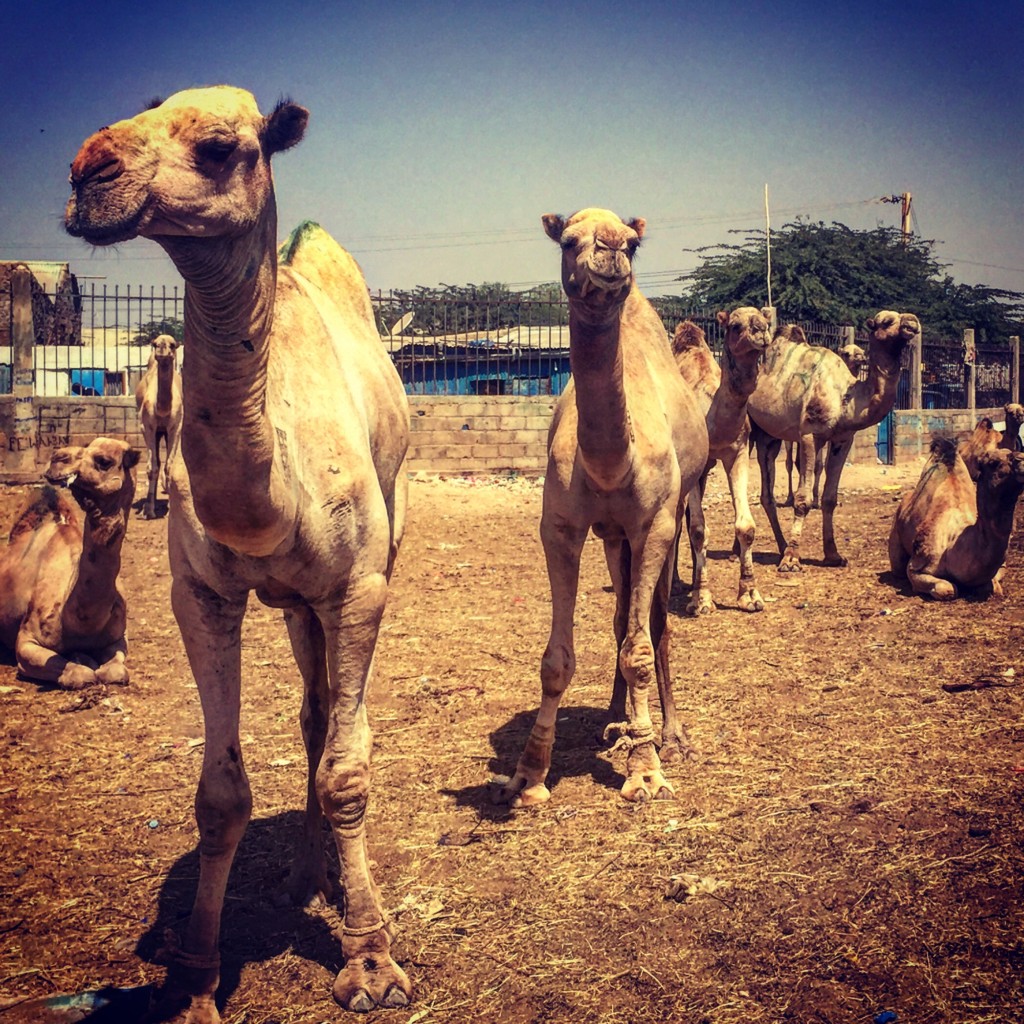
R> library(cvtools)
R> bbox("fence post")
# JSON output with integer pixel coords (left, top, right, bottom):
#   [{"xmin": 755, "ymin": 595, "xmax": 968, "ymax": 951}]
[
  {"xmin": 963, "ymin": 328, "xmax": 976, "ymax": 417},
  {"xmin": 910, "ymin": 325, "xmax": 922, "ymax": 409},
  {"xmin": 9, "ymin": 265, "xmax": 37, "ymax": 475},
  {"xmin": 1010, "ymin": 335, "xmax": 1020, "ymax": 404}
]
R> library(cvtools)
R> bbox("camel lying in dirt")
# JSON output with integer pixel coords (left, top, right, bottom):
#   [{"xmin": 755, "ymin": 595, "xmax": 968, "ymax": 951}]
[
  {"xmin": 888, "ymin": 437, "xmax": 1024, "ymax": 600},
  {"xmin": 960, "ymin": 404, "xmax": 1024, "ymax": 480},
  {"xmin": 0, "ymin": 438, "xmax": 139, "ymax": 688}
]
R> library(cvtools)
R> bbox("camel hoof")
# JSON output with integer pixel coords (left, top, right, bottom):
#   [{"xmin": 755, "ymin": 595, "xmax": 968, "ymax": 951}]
[
  {"xmin": 345, "ymin": 990, "xmax": 374, "ymax": 1014},
  {"xmin": 490, "ymin": 775, "xmax": 550, "ymax": 807},
  {"xmin": 822, "ymin": 555, "xmax": 848, "ymax": 568},
  {"xmin": 777, "ymin": 559, "xmax": 802, "ymax": 574},
  {"xmin": 382, "ymin": 984, "xmax": 410, "ymax": 1009},
  {"xmin": 622, "ymin": 772, "xmax": 674, "ymax": 803}
]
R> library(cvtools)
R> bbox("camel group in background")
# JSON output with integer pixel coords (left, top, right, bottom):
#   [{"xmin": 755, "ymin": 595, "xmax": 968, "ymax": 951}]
[
  {"xmin": 135, "ymin": 333, "xmax": 182, "ymax": 519},
  {"xmin": 20, "ymin": 83, "xmax": 1015, "ymax": 1022}
]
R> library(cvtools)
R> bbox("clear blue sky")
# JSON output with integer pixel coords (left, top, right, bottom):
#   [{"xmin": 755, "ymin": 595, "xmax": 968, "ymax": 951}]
[{"xmin": 2, "ymin": 0, "xmax": 1022, "ymax": 302}]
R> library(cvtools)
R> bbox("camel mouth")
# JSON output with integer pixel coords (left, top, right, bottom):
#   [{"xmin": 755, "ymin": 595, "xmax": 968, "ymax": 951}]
[
  {"xmin": 65, "ymin": 194, "xmax": 147, "ymax": 246},
  {"xmin": 575, "ymin": 270, "xmax": 630, "ymax": 300}
]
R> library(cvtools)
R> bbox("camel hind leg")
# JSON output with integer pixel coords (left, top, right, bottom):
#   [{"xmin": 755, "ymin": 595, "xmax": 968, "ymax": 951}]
[
  {"xmin": 722, "ymin": 447, "xmax": 764, "ymax": 612},
  {"xmin": 754, "ymin": 429, "xmax": 788, "ymax": 559},
  {"xmin": 143, "ymin": 425, "xmax": 161, "ymax": 519},
  {"xmin": 684, "ymin": 472, "xmax": 714, "ymax": 615},
  {"xmin": 820, "ymin": 437, "xmax": 853, "ymax": 566}
]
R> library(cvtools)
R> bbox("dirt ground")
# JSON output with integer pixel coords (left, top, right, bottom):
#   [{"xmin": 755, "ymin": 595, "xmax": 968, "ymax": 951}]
[{"xmin": 1, "ymin": 458, "xmax": 1023, "ymax": 1024}]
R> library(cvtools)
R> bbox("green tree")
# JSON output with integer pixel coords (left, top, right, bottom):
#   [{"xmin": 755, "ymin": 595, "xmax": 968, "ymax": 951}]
[
  {"xmin": 680, "ymin": 221, "xmax": 1023, "ymax": 341},
  {"xmin": 132, "ymin": 317, "xmax": 184, "ymax": 345}
]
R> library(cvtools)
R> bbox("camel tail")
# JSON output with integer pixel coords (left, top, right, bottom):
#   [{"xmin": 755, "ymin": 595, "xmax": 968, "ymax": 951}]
[
  {"xmin": 7, "ymin": 485, "xmax": 77, "ymax": 542},
  {"xmin": 929, "ymin": 436, "xmax": 960, "ymax": 469}
]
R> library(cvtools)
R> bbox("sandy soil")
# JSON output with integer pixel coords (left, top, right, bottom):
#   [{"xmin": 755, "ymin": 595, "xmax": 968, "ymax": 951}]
[{"xmin": 1, "ymin": 457, "xmax": 1023, "ymax": 1024}]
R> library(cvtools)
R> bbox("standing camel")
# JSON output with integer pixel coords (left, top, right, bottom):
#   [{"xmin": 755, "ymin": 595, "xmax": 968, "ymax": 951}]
[
  {"xmin": 748, "ymin": 310, "xmax": 920, "ymax": 571},
  {"xmin": 66, "ymin": 86, "xmax": 411, "ymax": 1017},
  {"xmin": 496, "ymin": 209, "xmax": 708, "ymax": 808},
  {"xmin": 135, "ymin": 333, "xmax": 182, "ymax": 519},
  {"xmin": 781, "ymin": 337, "xmax": 867, "ymax": 508},
  {"xmin": 673, "ymin": 309, "xmax": 772, "ymax": 614},
  {"xmin": 0, "ymin": 438, "xmax": 138, "ymax": 689}
]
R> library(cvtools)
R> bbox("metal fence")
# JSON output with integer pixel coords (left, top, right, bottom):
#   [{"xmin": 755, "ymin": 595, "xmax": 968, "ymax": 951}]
[{"xmin": 1, "ymin": 282, "xmax": 1018, "ymax": 411}]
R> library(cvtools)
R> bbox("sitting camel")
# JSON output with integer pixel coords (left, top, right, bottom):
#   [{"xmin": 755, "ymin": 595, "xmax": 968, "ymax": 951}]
[
  {"xmin": 135, "ymin": 333, "xmax": 182, "ymax": 519},
  {"xmin": 888, "ymin": 437, "xmax": 1024, "ymax": 599},
  {"xmin": 0, "ymin": 438, "xmax": 138, "ymax": 689},
  {"xmin": 960, "ymin": 403, "xmax": 1024, "ymax": 480},
  {"xmin": 782, "ymin": 338, "xmax": 867, "ymax": 508},
  {"xmin": 748, "ymin": 310, "xmax": 921, "ymax": 571},
  {"xmin": 497, "ymin": 209, "xmax": 708, "ymax": 808},
  {"xmin": 67, "ymin": 86, "xmax": 411, "ymax": 1016},
  {"xmin": 673, "ymin": 309, "xmax": 772, "ymax": 614}
]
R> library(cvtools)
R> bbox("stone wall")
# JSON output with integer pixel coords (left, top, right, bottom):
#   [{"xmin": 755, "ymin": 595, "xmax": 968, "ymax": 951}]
[{"xmin": 0, "ymin": 393, "xmax": 1004, "ymax": 481}]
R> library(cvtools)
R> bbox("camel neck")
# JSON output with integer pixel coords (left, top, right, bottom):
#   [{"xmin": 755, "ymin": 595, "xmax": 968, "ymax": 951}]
[
  {"xmin": 710, "ymin": 347, "xmax": 760, "ymax": 442},
  {"xmin": 66, "ymin": 501, "xmax": 128, "ymax": 626},
  {"xmin": 568, "ymin": 300, "xmax": 632, "ymax": 486},
  {"xmin": 159, "ymin": 204, "xmax": 295, "ymax": 555},
  {"xmin": 970, "ymin": 484, "xmax": 1020, "ymax": 572},
  {"xmin": 843, "ymin": 348, "xmax": 902, "ymax": 430},
  {"xmin": 155, "ymin": 360, "xmax": 176, "ymax": 417}
]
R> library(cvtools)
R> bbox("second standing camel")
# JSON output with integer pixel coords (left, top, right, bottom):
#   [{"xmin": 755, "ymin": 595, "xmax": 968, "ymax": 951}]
[
  {"xmin": 673, "ymin": 308, "xmax": 772, "ymax": 614},
  {"xmin": 496, "ymin": 208, "xmax": 708, "ymax": 808},
  {"xmin": 748, "ymin": 310, "xmax": 921, "ymax": 571},
  {"xmin": 135, "ymin": 333, "xmax": 182, "ymax": 519}
]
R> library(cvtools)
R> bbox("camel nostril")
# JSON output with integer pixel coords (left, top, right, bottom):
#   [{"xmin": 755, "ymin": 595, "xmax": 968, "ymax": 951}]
[{"xmin": 73, "ymin": 157, "xmax": 124, "ymax": 187}]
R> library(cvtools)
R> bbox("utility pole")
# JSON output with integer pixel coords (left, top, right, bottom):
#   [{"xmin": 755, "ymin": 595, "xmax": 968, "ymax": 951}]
[{"xmin": 881, "ymin": 192, "xmax": 912, "ymax": 243}]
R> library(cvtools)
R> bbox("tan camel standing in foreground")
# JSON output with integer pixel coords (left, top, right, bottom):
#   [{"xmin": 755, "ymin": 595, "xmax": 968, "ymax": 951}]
[
  {"xmin": 748, "ymin": 310, "xmax": 921, "ymax": 571},
  {"xmin": 889, "ymin": 437, "xmax": 1024, "ymax": 599},
  {"xmin": 0, "ymin": 438, "xmax": 138, "ymax": 689},
  {"xmin": 66, "ymin": 86, "xmax": 411, "ymax": 1018},
  {"xmin": 673, "ymin": 309, "xmax": 772, "ymax": 614},
  {"xmin": 496, "ymin": 209, "xmax": 708, "ymax": 808},
  {"xmin": 782, "ymin": 338, "xmax": 867, "ymax": 508},
  {"xmin": 135, "ymin": 333, "xmax": 182, "ymax": 519}
]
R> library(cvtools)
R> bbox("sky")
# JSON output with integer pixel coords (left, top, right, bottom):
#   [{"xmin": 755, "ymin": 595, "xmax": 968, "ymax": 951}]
[{"xmin": 2, "ymin": 0, "xmax": 1023, "ymax": 303}]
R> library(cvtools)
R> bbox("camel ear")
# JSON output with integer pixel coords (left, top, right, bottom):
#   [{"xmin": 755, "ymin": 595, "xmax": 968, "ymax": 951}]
[
  {"xmin": 542, "ymin": 214, "xmax": 565, "ymax": 243},
  {"xmin": 263, "ymin": 100, "xmax": 308, "ymax": 156},
  {"xmin": 716, "ymin": 310, "xmax": 729, "ymax": 328},
  {"xmin": 628, "ymin": 217, "xmax": 646, "ymax": 240}
]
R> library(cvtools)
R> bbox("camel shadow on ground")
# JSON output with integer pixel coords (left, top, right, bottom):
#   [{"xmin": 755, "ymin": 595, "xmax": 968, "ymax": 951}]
[
  {"xmin": 61, "ymin": 810, "xmax": 341, "ymax": 1022},
  {"xmin": 442, "ymin": 704, "xmax": 624, "ymax": 820}
]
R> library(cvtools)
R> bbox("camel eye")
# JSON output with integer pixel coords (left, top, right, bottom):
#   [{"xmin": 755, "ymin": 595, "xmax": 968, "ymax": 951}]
[
  {"xmin": 94, "ymin": 456, "xmax": 114, "ymax": 471},
  {"xmin": 196, "ymin": 137, "xmax": 237, "ymax": 163}
]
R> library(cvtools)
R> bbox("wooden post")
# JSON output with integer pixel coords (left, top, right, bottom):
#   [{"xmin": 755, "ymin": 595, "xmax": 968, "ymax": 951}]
[
  {"xmin": 910, "ymin": 325, "xmax": 922, "ymax": 409},
  {"xmin": 964, "ymin": 328, "xmax": 976, "ymax": 418},
  {"xmin": 9, "ymin": 264, "xmax": 37, "ymax": 475},
  {"xmin": 1010, "ymin": 335, "xmax": 1020, "ymax": 404}
]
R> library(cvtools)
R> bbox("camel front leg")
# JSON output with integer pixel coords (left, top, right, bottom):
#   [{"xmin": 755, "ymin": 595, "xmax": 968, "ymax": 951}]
[
  {"xmin": 684, "ymin": 472, "xmax": 714, "ymax": 615},
  {"xmin": 317, "ymin": 574, "xmax": 411, "ymax": 1013},
  {"xmin": 755, "ymin": 432, "xmax": 788, "ymax": 559},
  {"xmin": 722, "ymin": 448, "xmax": 764, "ymax": 612},
  {"xmin": 811, "ymin": 440, "xmax": 826, "ymax": 509},
  {"xmin": 157, "ymin": 576, "xmax": 250, "ymax": 1024},
  {"xmin": 604, "ymin": 536, "xmax": 629, "ymax": 723},
  {"xmin": 144, "ymin": 432, "xmax": 160, "ymax": 520},
  {"xmin": 616, "ymin": 506, "xmax": 679, "ymax": 803},
  {"xmin": 92, "ymin": 637, "xmax": 130, "ymax": 686},
  {"xmin": 906, "ymin": 560, "xmax": 958, "ymax": 600},
  {"xmin": 651, "ymin": 544, "xmax": 690, "ymax": 762},
  {"xmin": 782, "ymin": 441, "xmax": 796, "ymax": 506},
  {"xmin": 777, "ymin": 433, "xmax": 817, "ymax": 572},
  {"xmin": 14, "ymin": 627, "xmax": 99, "ymax": 690},
  {"xmin": 282, "ymin": 604, "xmax": 332, "ymax": 906},
  {"xmin": 820, "ymin": 437, "xmax": 852, "ymax": 566},
  {"xmin": 498, "ymin": 518, "xmax": 586, "ymax": 808}
]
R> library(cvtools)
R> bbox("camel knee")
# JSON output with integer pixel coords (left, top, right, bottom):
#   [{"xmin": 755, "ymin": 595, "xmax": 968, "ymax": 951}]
[
  {"xmin": 540, "ymin": 644, "xmax": 574, "ymax": 698},
  {"xmin": 735, "ymin": 522, "xmax": 755, "ymax": 550},
  {"xmin": 317, "ymin": 756, "xmax": 372, "ymax": 827},
  {"xmin": 195, "ymin": 763, "xmax": 252, "ymax": 855},
  {"xmin": 821, "ymin": 495, "xmax": 839, "ymax": 515},
  {"xmin": 619, "ymin": 635, "xmax": 656, "ymax": 689}
]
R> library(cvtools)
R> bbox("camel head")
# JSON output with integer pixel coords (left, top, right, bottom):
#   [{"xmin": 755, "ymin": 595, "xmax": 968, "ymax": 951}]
[
  {"xmin": 543, "ymin": 208, "xmax": 644, "ymax": 321},
  {"xmin": 65, "ymin": 86, "xmax": 308, "ymax": 246},
  {"xmin": 976, "ymin": 448, "xmax": 1024, "ymax": 501},
  {"xmin": 716, "ymin": 307, "xmax": 773, "ymax": 360},
  {"xmin": 838, "ymin": 343, "xmax": 867, "ymax": 375},
  {"xmin": 148, "ymin": 333, "xmax": 179, "ymax": 366},
  {"xmin": 774, "ymin": 323, "xmax": 809, "ymax": 345},
  {"xmin": 865, "ymin": 310, "xmax": 921, "ymax": 360},
  {"xmin": 671, "ymin": 320, "xmax": 708, "ymax": 356},
  {"xmin": 1004, "ymin": 403, "xmax": 1024, "ymax": 435},
  {"xmin": 46, "ymin": 438, "xmax": 140, "ymax": 519}
]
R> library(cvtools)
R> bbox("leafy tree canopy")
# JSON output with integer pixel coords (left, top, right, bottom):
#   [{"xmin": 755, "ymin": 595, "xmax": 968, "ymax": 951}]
[
  {"xmin": 679, "ymin": 220, "xmax": 1024, "ymax": 342},
  {"xmin": 132, "ymin": 317, "xmax": 184, "ymax": 345}
]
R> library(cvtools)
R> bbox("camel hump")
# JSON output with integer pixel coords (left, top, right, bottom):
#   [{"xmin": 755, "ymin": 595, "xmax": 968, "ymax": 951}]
[
  {"xmin": 930, "ymin": 436, "xmax": 960, "ymax": 468},
  {"xmin": 8, "ymin": 485, "xmax": 77, "ymax": 542},
  {"xmin": 279, "ymin": 221, "xmax": 359, "ymax": 289}
]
